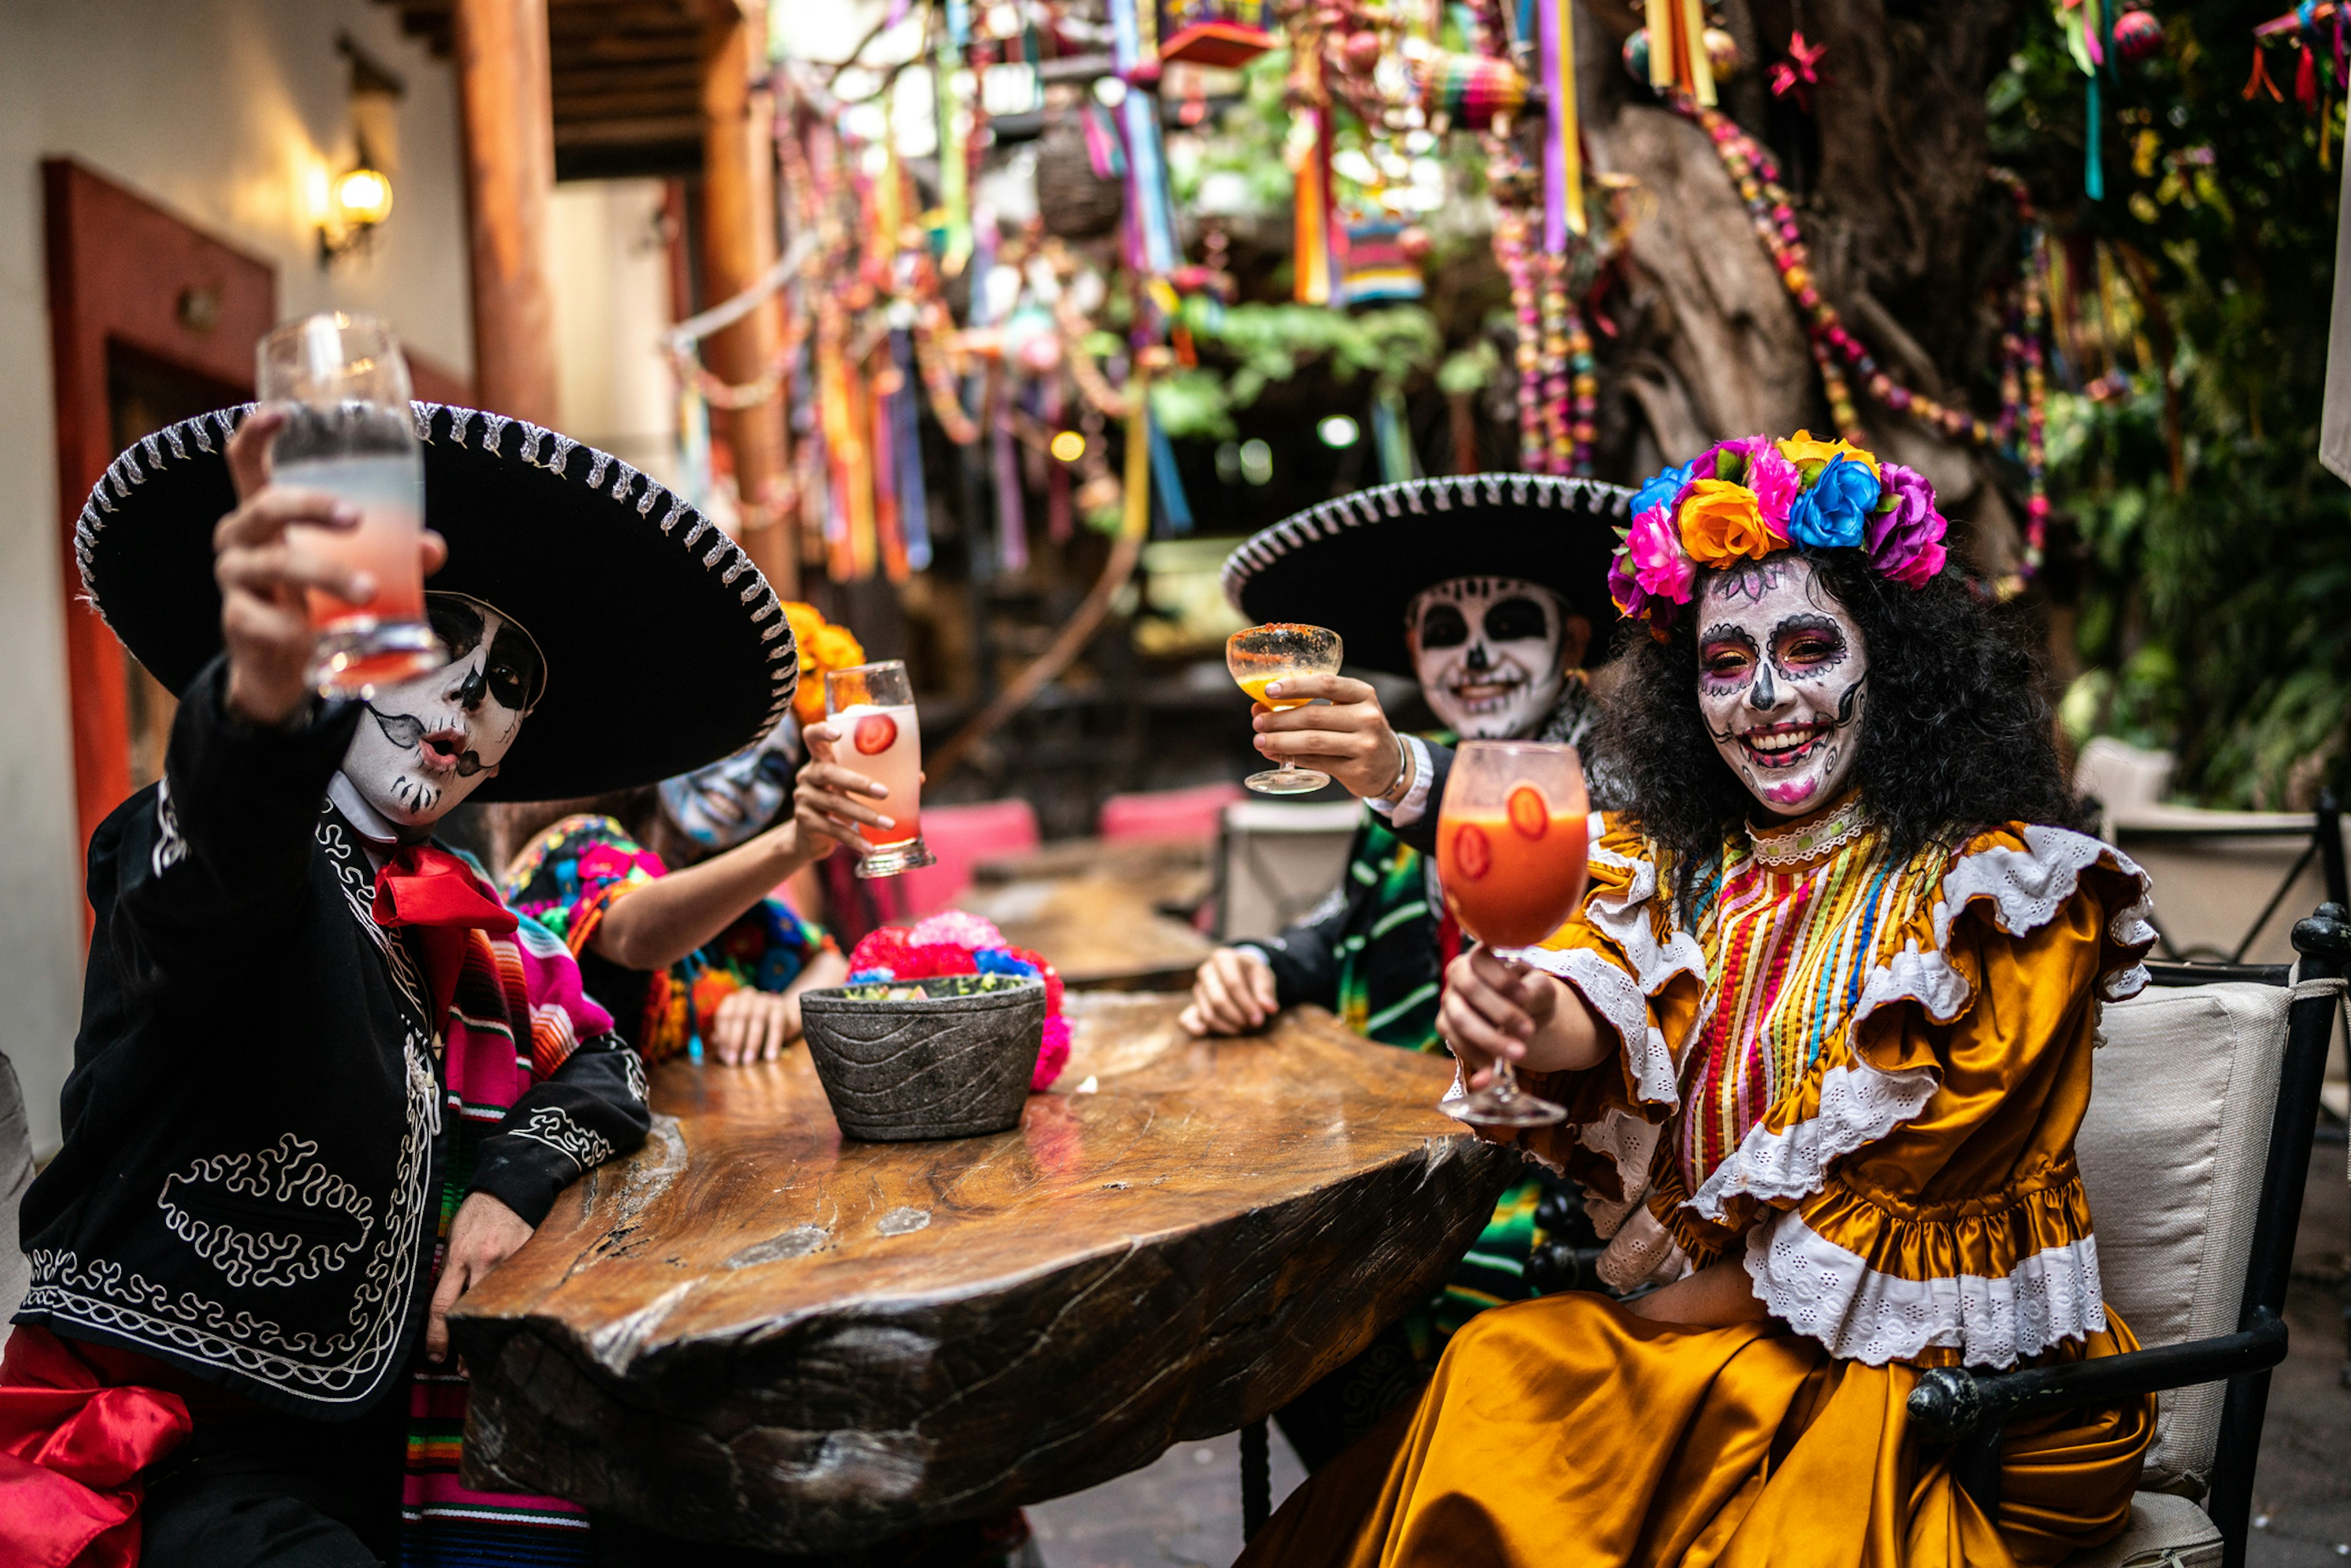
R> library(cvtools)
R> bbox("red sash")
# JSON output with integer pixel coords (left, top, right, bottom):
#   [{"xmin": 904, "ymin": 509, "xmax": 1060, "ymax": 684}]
[{"xmin": 0, "ymin": 1327, "xmax": 200, "ymax": 1568}]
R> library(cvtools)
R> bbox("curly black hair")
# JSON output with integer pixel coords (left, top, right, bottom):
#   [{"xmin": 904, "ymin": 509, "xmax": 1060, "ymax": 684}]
[{"xmin": 1600, "ymin": 550, "xmax": 2084, "ymax": 910}]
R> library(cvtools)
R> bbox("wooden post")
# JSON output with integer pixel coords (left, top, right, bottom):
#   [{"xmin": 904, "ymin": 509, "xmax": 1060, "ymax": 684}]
[
  {"xmin": 699, "ymin": 0, "xmax": 796, "ymax": 595},
  {"xmin": 453, "ymin": 0, "xmax": 561, "ymax": 426}
]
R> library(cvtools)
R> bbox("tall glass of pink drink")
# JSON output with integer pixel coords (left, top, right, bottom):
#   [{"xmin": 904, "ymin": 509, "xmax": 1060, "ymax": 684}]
[
  {"xmin": 257, "ymin": 312, "xmax": 446, "ymax": 696},
  {"xmin": 824, "ymin": 659, "xmax": 938, "ymax": 878}
]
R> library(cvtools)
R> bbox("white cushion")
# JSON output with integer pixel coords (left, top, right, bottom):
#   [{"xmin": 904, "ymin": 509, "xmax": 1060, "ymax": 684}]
[
  {"xmin": 2065, "ymin": 1491, "xmax": 2222, "ymax": 1567},
  {"xmin": 2076, "ymin": 981, "xmax": 2290, "ymax": 1496}
]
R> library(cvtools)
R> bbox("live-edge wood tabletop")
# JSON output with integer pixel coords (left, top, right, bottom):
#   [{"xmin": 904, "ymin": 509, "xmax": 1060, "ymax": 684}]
[{"xmin": 451, "ymin": 992, "xmax": 1513, "ymax": 1554}]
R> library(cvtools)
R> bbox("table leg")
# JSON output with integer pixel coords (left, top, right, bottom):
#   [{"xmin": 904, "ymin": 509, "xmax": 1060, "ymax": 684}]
[{"xmin": 1240, "ymin": 1418, "xmax": 1272, "ymax": 1540}]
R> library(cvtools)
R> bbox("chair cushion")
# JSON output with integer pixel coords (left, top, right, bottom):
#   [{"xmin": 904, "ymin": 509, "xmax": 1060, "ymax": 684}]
[
  {"xmin": 2064, "ymin": 1491, "xmax": 2223, "ymax": 1567},
  {"xmin": 2076, "ymin": 981, "xmax": 2290, "ymax": 1496}
]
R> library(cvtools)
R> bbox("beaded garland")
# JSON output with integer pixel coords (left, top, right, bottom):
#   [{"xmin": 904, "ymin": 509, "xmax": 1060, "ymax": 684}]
[{"xmin": 1677, "ymin": 98, "xmax": 2054, "ymax": 582}]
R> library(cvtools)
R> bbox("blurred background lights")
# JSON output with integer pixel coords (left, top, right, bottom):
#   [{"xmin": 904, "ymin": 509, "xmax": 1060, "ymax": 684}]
[
  {"xmin": 1239, "ymin": 438, "xmax": 1273, "ymax": 484},
  {"xmin": 1316, "ymin": 414, "xmax": 1360, "ymax": 448},
  {"xmin": 1049, "ymin": 430, "xmax": 1086, "ymax": 462}
]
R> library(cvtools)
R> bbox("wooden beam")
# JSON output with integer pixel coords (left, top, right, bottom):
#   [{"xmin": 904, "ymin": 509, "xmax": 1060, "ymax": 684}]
[
  {"xmin": 697, "ymin": 0, "xmax": 793, "ymax": 593},
  {"xmin": 453, "ymin": 0, "xmax": 561, "ymax": 426}
]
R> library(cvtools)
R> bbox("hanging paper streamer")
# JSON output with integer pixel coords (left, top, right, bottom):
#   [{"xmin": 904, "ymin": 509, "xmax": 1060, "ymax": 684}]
[
  {"xmin": 868, "ymin": 362, "xmax": 910, "ymax": 584},
  {"xmin": 1041, "ymin": 375, "xmax": 1074, "ymax": 542},
  {"xmin": 1539, "ymin": 0, "xmax": 1585, "ymax": 244},
  {"xmin": 1109, "ymin": 0, "xmax": 1180, "ymax": 274},
  {"xmin": 1146, "ymin": 416, "xmax": 1194, "ymax": 533},
  {"xmin": 890, "ymin": 330, "xmax": 933, "ymax": 571},
  {"xmin": 1371, "ymin": 388, "xmax": 1421, "ymax": 482},
  {"xmin": 1122, "ymin": 372, "xmax": 1153, "ymax": 542},
  {"xmin": 935, "ymin": 20, "xmax": 974, "ymax": 272},
  {"xmin": 991, "ymin": 370, "xmax": 1030, "ymax": 572},
  {"xmin": 1645, "ymin": 0, "xmax": 1716, "ymax": 104},
  {"xmin": 1291, "ymin": 105, "xmax": 1338, "ymax": 304}
]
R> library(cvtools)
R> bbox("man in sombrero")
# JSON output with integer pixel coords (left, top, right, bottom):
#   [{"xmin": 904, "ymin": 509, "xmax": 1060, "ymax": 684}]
[
  {"xmin": 1185, "ymin": 473, "xmax": 1640, "ymax": 1465},
  {"xmin": 0, "ymin": 401, "xmax": 853, "ymax": 1566}
]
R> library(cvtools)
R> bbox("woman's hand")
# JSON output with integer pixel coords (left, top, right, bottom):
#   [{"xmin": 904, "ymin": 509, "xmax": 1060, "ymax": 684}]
[
  {"xmin": 426, "ymin": 1191, "xmax": 533, "ymax": 1364},
  {"xmin": 1437, "ymin": 947, "xmax": 1606, "ymax": 1084},
  {"xmin": 1179, "ymin": 947, "xmax": 1280, "ymax": 1035},
  {"xmin": 709, "ymin": 987, "xmax": 798, "ymax": 1064},
  {"xmin": 1249, "ymin": 673, "xmax": 1409, "ymax": 801},
  {"xmin": 793, "ymin": 720, "xmax": 899, "ymax": 858},
  {"xmin": 216, "ymin": 408, "xmax": 446, "ymax": 727}
]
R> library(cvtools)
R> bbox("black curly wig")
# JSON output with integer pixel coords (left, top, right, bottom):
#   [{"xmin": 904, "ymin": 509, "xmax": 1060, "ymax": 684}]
[{"xmin": 1600, "ymin": 550, "xmax": 2085, "ymax": 910}]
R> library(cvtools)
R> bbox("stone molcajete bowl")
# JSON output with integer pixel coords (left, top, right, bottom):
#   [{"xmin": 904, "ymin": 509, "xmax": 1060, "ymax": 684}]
[{"xmin": 797, "ymin": 973, "xmax": 1048, "ymax": 1141}]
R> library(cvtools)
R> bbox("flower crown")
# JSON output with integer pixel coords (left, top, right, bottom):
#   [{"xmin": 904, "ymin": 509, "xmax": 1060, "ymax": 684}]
[{"xmin": 1605, "ymin": 432, "xmax": 1950, "ymax": 631}]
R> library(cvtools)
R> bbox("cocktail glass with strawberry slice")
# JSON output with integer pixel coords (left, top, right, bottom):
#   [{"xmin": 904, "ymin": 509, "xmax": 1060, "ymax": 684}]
[
  {"xmin": 823, "ymin": 659, "xmax": 938, "ymax": 879},
  {"xmin": 1434, "ymin": 740, "xmax": 1590, "ymax": 1127}
]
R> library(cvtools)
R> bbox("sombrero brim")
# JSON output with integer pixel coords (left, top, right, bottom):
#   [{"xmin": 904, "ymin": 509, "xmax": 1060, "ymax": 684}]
[
  {"xmin": 1220, "ymin": 474, "xmax": 1635, "ymax": 675},
  {"xmin": 75, "ymin": 402, "xmax": 797, "ymax": 802}
]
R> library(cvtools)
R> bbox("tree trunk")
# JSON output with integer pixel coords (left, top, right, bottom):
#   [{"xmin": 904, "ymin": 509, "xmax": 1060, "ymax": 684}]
[{"xmin": 1572, "ymin": 0, "xmax": 2027, "ymax": 571}]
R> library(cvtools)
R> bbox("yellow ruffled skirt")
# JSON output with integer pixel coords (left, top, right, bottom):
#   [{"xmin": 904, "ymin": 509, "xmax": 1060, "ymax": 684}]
[{"xmin": 1239, "ymin": 1292, "xmax": 2151, "ymax": 1568}]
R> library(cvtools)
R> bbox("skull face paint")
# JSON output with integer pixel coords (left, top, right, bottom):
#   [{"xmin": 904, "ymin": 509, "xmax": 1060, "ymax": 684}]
[
  {"xmin": 658, "ymin": 719, "xmax": 800, "ymax": 851},
  {"xmin": 1408, "ymin": 577, "xmax": 1568, "ymax": 740},
  {"xmin": 1695, "ymin": 555, "xmax": 1869, "ymax": 816},
  {"xmin": 339, "ymin": 594, "xmax": 546, "ymax": 828}
]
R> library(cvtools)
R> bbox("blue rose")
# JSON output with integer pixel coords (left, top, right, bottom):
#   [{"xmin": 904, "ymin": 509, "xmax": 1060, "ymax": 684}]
[
  {"xmin": 1786, "ymin": 454, "xmax": 1882, "ymax": 550},
  {"xmin": 1629, "ymin": 461, "xmax": 1695, "ymax": 520}
]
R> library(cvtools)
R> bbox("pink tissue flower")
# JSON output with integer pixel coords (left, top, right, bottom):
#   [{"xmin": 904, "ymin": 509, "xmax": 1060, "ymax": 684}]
[
  {"xmin": 1867, "ymin": 462, "xmax": 1949, "ymax": 587},
  {"xmin": 1745, "ymin": 445, "xmax": 1802, "ymax": 539},
  {"xmin": 910, "ymin": 910, "xmax": 1008, "ymax": 950},
  {"xmin": 1625, "ymin": 505, "xmax": 1697, "ymax": 602},
  {"xmin": 1032, "ymin": 1014, "xmax": 1072, "ymax": 1090}
]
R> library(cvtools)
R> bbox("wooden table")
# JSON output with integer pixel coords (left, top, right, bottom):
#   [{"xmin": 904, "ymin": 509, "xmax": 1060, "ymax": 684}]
[
  {"xmin": 960, "ymin": 837, "xmax": 1217, "ymax": 991},
  {"xmin": 452, "ymin": 994, "xmax": 1512, "ymax": 1554}
]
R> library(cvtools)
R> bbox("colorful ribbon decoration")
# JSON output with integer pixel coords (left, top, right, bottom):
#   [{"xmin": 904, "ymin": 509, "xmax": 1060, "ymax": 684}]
[
  {"xmin": 1539, "ymin": 0, "xmax": 1585, "ymax": 244},
  {"xmin": 1646, "ymin": 0, "xmax": 1717, "ymax": 105},
  {"xmin": 1109, "ymin": 0, "xmax": 1180, "ymax": 276}
]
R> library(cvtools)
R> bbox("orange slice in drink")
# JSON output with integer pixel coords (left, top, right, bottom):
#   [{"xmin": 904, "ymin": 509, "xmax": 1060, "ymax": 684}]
[
  {"xmin": 1507, "ymin": 784, "xmax": 1550, "ymax": 840},
  {"xmin": 1452, "ymin": 822, "xmax": 1493, "ymax": 880}
]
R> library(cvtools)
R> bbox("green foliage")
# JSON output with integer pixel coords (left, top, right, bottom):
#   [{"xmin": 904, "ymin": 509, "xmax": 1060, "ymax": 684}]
[
  {"xmin": 1990, "ymin": 5, "xmax": 2351, "ymax": 806},
  {"xmin": 1149, "ymin": 299, "xmax": 1445, "ymax": 439}
]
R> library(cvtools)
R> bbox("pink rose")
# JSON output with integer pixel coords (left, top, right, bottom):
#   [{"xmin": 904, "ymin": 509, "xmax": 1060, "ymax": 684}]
[
  {"xmin": 1745, "ymin": 444, "xmax": 1801, "ymax": 540},
  {"xmin": 1867, "ymin": 462, "xmax": 1948, "ymax": 586},
  {"xmin": 1625, "ymin": 505, "xmax": 1697, "ymax": 602}
]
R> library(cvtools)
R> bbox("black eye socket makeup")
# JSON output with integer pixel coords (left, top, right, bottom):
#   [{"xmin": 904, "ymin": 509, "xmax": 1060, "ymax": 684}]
[
  {"xmin": 1483, "ymin": 596, "xmax": 1549, "ymax": 642},
  {"xmin": 427, "ymin": 596, "xmax": 486, "ymax": 662},
  {"xmin": 485, "ymin": 621, "xmax": 547, "ymax": 711},
  {"xmin": 1419, "ymin": 602, "xmax": 1470, "ymax": 648}
]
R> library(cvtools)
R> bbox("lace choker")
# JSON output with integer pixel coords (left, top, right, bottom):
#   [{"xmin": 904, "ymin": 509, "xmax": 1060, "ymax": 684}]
[{"xmin": 1748, "ymin": 795, "xmax": 1870, "ymax": 868}]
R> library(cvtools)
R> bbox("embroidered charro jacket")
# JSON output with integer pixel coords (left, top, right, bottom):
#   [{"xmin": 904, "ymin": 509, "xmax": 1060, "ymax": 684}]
[{"xmin": 16, "ymin": 658, "xmax": 650, "ymax": 1419}]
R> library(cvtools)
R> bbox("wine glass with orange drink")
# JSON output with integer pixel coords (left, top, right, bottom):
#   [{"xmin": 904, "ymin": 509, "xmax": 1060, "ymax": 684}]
[
  {"xmin": 1226, "ymin": 623, "xmax": 1344, "ymax": 794},
  {"xmin": 1435, "ymin": 740, "xmax": 1591, "ymax": 1127}
]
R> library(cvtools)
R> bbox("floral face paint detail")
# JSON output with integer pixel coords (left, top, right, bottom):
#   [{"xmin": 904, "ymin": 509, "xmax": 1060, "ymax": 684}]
[
  {"xmin": 1694, "ymin": 556, "xmax": 1868, "ymax": 815},
  {"xmin": 339, "ymin": 593, "xmax": 545, "ymax": 828},
  {"xmin": 1408, "ymin": 577, "xmax": 1568, "ymax": 740}
]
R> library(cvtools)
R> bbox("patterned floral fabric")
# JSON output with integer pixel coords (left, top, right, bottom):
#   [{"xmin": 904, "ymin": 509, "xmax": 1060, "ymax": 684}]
[{"xmin": 502, "ymin": 816, "xmax": 834, "ymax": 1066}]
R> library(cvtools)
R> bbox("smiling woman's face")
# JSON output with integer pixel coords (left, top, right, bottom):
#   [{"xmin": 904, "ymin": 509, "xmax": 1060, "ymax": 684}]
[
  {"xmin": 339, "ymin": 594, "xmax": 546, "ymax": 828},
  {"xmin": 1694, "ymin": 554, "xmax": 1869, "ymax": 818}
]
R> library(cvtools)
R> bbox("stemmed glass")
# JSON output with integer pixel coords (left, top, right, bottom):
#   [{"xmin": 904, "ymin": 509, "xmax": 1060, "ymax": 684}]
[
  {"xmin": 1435, "ymin": 740, "xmax": 1592, "ymax": 1127},
  {"xmin": 257, "ymin": 312, "xmax": 446, "ymax": 696},
  {"xmin": 1226, "ymin": 623, "xmax": 1344, "ymax": 795}
]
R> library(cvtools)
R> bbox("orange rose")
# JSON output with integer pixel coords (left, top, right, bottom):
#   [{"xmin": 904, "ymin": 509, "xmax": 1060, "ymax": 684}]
[
  {"xmin": 1675, "ymin": 480, "xmax": 1777, "ymax": 566},
  {"xmin": 1776, "ymin": 429, "xmax": 1880, "ymax": 479}
]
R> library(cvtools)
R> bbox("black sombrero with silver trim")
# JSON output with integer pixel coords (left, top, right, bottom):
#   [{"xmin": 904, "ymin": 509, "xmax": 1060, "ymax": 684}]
[
  {"xmin": 1220, "ymin": 473, "xmax": 1635, "ymax": 676},
  {"xmin": 75, "ymin": 402, "xmax": 797, "ymax": 802}
]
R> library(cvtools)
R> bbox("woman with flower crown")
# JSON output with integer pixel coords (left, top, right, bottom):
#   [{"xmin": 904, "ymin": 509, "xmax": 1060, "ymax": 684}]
[{"xmin": 1235, "ymin": 433, "xmax": 2159, "ymax": 1568}]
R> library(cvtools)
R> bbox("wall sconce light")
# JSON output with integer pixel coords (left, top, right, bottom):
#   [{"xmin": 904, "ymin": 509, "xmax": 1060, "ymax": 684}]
[{"xmin": 320, "ymin": 165, "xmax": 393, "ymax": 263}]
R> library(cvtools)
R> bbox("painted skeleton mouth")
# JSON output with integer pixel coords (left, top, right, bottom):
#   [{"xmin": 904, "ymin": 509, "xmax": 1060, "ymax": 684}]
[
  {"xmin": 412, "ymin": 726, "xmax": 470, "ymax": 776},
  {"xmin": 1734, "ymin": 719, "xmax": 1830, "ymax": 770},
  {"xmin": 1446, "ymin": 672, "xmax": 1525, "ymax": 711}
]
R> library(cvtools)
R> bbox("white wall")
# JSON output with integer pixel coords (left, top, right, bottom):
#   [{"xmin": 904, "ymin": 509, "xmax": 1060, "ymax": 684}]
[
  {"xmin": 549, "ymin": 178, "xmax": 681, "ymax": 488},
  {"xmin": 0, "ymin": 0, "xmax": 471, "ymax": 1155}
]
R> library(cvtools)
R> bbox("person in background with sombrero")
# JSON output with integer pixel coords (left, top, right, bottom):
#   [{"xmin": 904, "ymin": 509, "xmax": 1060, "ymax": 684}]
[
  {"xmin": 1185, "ymin": 473, "xmax": 1644, "ymax": 1469},
  {"xmin": 0, "ymin": 401, "xmax": 838, "ymax": 1567}
]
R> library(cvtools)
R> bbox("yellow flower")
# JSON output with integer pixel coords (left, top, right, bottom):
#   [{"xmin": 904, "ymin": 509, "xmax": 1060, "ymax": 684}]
[
  {"xmin": 1676, "ymin": 480, "xmax": 1778, "ymax": 566},
  {"xmin": 1776, "ymin": 429, "xmax": 1880, "ymax": 477},
  {"xmin": 782, "ymin": 602, "xmax": 868, "ymax": 724}
]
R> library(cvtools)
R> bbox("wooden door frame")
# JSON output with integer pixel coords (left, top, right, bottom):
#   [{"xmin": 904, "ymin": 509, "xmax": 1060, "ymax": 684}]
[{"xmin": 43, "ymin": 159, "xmax": 279, "ymax": 855}]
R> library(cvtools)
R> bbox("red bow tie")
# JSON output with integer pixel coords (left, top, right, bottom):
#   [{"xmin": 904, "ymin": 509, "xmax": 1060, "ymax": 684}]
[
  {"xmin": 371, "ymin": 845, "xmax": 518, "ymax": 935},
  {"xmin": 372, "ymin": 846, "xmax": 517, "ymax": 1026}
]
